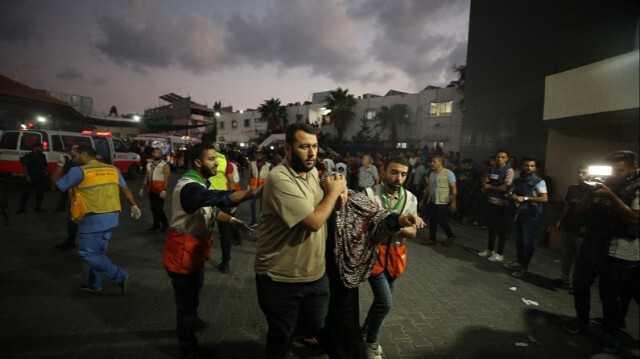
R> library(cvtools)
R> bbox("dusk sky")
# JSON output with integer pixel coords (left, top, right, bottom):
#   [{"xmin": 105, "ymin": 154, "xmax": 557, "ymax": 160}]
[{"xmin": 0, "ymin": 0, "xmax": 470, "ymax": 116}]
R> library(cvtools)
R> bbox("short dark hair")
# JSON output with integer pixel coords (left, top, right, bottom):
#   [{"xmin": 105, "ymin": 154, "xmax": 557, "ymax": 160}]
[
  {"xmin": 384, "ymin": 156, "xmax": 409, "ymax": 169},
  {"xmin": 606, "ymin": 150, "xmax": 638, "ymax": 167},
  {"xmin": 76, "ymin": 145, "xmax": 96, "ymax": 158},
  {"xmin": 286, "ymin": 123, "xmax": 317, "ymax": 145},
  {"xmin": 190, "ymin": 143, "xmax": 216, "ymax": 167},
  {"xmin": 522, "ymin": 156, "xmax": 538, "ymax": 166},
  {"xmin": 496, "ymin": 149, "xmax": 509, "ymax": 157}
]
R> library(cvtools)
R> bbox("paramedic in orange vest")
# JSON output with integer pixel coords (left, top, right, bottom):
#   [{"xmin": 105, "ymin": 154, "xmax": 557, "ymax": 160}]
[
  {"xmin": 249, "ymin": 149, "xmax": 271, "ymax": 226},
  {"xmin": 54, "ymin": 145, "xmax": 141, "ymax": 295},
  {"xmin": 140, "ymin": 147, "xmax": 170, "ymax": 232},
  {"xmin": 164, "ymin": 143, "xmax": 258, "ymax": 357}
]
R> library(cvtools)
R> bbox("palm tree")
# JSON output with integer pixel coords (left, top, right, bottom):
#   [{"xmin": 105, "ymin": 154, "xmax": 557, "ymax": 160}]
[
  {"xmin": 324, "ymin": 87, "xmax": 356, "ymax": 142},
  {"xmin": 258, "ymin": 98, "xmax": 287, "ymax": 133},
  {"xmin": 374, "ymin": 104, "xmax": 411, "ymax": 146}
]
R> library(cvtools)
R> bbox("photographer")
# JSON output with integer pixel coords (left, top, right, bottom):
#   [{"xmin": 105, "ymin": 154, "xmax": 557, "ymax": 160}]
[{"xmin": 562, "ymin": 151, "xmax": 639, "ymax": 354}]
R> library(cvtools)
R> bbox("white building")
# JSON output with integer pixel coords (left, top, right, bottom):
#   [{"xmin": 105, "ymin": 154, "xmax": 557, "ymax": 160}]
[{"xmin": 215, "ymin": 86, "xmax": 464, "ymax": 152}]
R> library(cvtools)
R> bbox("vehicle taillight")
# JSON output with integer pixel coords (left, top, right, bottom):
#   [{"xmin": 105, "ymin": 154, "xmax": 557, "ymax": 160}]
[{"xmin": 42, "ymin": 141, "xmax": 49, "ymax": 151}]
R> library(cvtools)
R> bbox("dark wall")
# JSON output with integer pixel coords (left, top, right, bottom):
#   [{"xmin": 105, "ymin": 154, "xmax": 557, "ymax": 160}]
[{"xmin": 461, "ymin": 0, "xmax": 639, "ymax": 165}]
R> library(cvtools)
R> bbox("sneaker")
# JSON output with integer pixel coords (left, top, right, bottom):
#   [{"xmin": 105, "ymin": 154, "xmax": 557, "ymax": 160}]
[
  {"xmin": 562, "ymin": 317, "xmax": 588, "ymax": 334},
  {"xmin": 488, "ymin": 253, "xmax": 504, "ymax": 262},
  {"xmin": 365, "ymin": 342, "xmax": 383, "ymax": 359},
  {"xmin": 119, "ymin": 275, "xmax": 130, "ymax": 295},
  {"xmin": 217, "ymin": 262, "xmax": 230, "ymax": 274},
  {"xmin": 194, "ymin": 317, "xmax": 209, "ymax": 332},
  {"xmin": 511, "ymin": 268, "xmax": 528, "ymax": 278},
  {"xmin": 442, "ymin": 237, "xmax": 455, "ymax": 247},
  {"xmin": 503, "ymin": 261, "xmax": 522, "ymax": 270},
  {"xmin": 477, "ymin": 249, "xmax": 491, "ymax": 257},
  {"xmin": 79, "ymin": 284, "xmax": 102, "ymax": 294},
  {"xmin": 599, "ymin": 332, "xmax": 620, "ymax": 353}
]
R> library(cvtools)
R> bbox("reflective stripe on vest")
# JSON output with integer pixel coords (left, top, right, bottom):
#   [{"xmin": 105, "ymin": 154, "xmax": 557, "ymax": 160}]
[
  {"xmin": 208, "ymin": 153, "xmax": 227, "ymax": 190},
  {"xmin": 71, "ymin": 161, "xmax": 121, "ymax": 221}
]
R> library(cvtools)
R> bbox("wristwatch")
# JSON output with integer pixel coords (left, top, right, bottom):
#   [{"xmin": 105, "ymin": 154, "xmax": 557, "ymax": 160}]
[{"xmin": 524, "ymin": 197, "xmax": 528, "ymax": 201}]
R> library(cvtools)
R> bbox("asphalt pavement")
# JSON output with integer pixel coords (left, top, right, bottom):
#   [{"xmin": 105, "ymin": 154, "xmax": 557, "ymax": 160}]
[{"xmin": 0, "ymin": 171, "xmax": 638, "ymax": 359}]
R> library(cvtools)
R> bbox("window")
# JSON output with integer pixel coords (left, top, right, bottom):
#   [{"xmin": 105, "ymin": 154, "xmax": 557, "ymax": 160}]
[
  {"xmin": 54, "ymin": 135, "xmax": 92, "ymax": 152},
  {"xmin": 232, "ymin": 120, "xmax": 237, "ymax": 128},
  {"xmin": 52, "ymin": 135, "xmax": 63, "ymax": 152},
  {"xmin": 19, "ymin": 132, "xmax": 42, "ymax": 150},
  {"xmin": 244, "ymin": 119, "xmax": 251, "ymax": 127},
  {"xmin": 255, "ymin": 117, "xmax": 266, "ymax": 123},
  {"xmin": 366, "ymin": 109, "xmax": 377, "ymax": 120},
  {"xmin": 396, "ymin": 142, "xmax": 407, "ymax": 149},
  {"xmin": 219, "ymin": 121, "xmax": 225, "ymax": 129},
  {"xmin": 296, "ymin": 114, "xmax": 303, "ymax": 123},
  {"xmin": 112, "ymin": 138, "xmax": 129, "ymax": 153},
  {"xmin": 0, "ymin": 131, "xmax": 19, "ymax": 149},
  {"xmin": 429, "ymin": 101, "xmax": 452, "ymax": 117},
  {"xmin": 94, "ymin": 138, "xmax": 110, "ymax": 161}
]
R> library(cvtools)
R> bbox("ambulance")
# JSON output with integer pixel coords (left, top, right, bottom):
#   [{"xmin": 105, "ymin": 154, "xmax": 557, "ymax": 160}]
[{"xmin": 0, "ymin": 129, "xmax": 141, "ymax": 179}]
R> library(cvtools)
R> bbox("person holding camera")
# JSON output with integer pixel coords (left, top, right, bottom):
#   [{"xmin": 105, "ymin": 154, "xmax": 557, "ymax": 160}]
[
  {"xmin": 562, "ymin": 151, "xmax": 639, "ymax": 353},
  {"xmin": 502, "ymin": 157, "xmax": 548, "ymax": 278}
]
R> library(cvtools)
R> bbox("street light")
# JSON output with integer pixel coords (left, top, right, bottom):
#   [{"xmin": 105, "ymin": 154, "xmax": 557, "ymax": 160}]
[
  {"xmin": 37, "ymin": 116, "xmax": 46, "ymax": 123},
  {"xmin": 133, "ymin": 115, "xmax": 141, "ymax": 122}
]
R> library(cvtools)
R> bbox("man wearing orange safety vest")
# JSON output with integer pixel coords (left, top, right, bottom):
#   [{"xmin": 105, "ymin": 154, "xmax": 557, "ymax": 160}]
[
  {"xmin": 54, "ymin": 145, "xmax": 141, "ymax": 295},
  {"xmin": 249, "ymin": 149, "xmax": 271, "ymax": 226},
  {"xmin": 163, "ymin": 143, "xmax": 258, "ymax": 357},
  {"xmin": 140, "ymin": 147, "xmax": 170, "ymax": 232}
]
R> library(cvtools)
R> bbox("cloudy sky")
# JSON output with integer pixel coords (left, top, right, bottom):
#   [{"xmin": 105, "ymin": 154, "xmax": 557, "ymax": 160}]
[{"xmin": 0, "ymin": 0, "xmax": 469, "ymax": 115}]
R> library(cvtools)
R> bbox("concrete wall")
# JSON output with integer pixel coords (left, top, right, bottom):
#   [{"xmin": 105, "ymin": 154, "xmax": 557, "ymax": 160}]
[{"xmin": 545, "ymin": 129, "xmax": 640, "ymax": 201}]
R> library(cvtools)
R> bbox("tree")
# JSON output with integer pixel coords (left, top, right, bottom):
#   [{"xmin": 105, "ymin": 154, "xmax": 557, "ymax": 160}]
[
  {"xmin": 452, "ymin": 63, "xmax": 466, "ymax": 112},
  {"xmin": 374, "ymin": 104, "xmax": 411, "ymax": 145},
  {"xmin": 258, "ymin": 98, "xmax": 287, "ymax": 133},
  {"xmin": 324, "ymin": 87, "xmax": 356, "ymax": 142}
]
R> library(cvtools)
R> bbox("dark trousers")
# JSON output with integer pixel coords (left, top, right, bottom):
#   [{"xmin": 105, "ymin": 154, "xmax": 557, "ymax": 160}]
[
  {"xmin": 256, "ymin": 274, "xmax": 330, "ymax": 359},
  {"xmin": 167, "ymin": 268, "xmax": 205, "ymax": 350},
  {"xmin": 67, "ymin": 217, "xmax": 78, "ymax": 243},
  {"xmin": 148, "ymin": 192, "xmax": 168, "ymax": 228},
  {"xmin": 427, "ymin": 202, "xmax": 454, "ymax": 241},
  {"xmin": 217, "ymin": 221, "xmax": 240, "ymax": 264},
  {"xmin": 486, "ymin": 203, "xmax": 507, "ymax": 254},
  {"xmin": 515, "ymin": 213, "xmax": 540, "ymax": 269},
  {"xmin": 600, "ymin": 256, "xmax": 638, "ymax": 333},
  {"xmin": 572, "ymin": 251, "xmax": 601, "ymax": 322},
  {"xmin": 18, "ymin": 179, "xmax": 47, "ymax": 211}
]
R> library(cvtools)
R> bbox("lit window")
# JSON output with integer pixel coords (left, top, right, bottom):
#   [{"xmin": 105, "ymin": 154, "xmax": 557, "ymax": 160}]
[
  {"xmin": 232, "ymin": 120, "xmax": 237, "ymax": 128},
  {"xmin": 366, "ymin": 109, "xmax": 377, "ymax": 120},
  {"xmin": 429, "ymin": 101, "xmax": 452, "ymax": 117},
  {"xmin": 396, "ymin": 142, "xmax": 407, "ymax": 149}
]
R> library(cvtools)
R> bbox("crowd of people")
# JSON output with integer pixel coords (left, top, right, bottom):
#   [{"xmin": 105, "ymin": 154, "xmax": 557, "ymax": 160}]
[{"xmin": 2, "ymin": 127, "xmax": 637, "ymax": 359}]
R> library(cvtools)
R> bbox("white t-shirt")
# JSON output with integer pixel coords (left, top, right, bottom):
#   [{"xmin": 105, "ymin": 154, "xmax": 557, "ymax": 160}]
[{"xmin": 608, "ymin": 189, "xmax": 639, "ymax": 262}]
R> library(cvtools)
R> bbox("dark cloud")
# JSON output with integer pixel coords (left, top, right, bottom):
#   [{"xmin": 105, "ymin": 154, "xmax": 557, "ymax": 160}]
[
  {"xmin": 95, "ymin": 5, "xmax": 226, "ymax": 73},
  {"xmin": 351, "ymin": 0, "xmax": 469, "ymax": 85},
  {"xmin": 224, "ymin": 0, "xmax": 362, "ymax": 80},
  {"xmin": 91, "ymin": 77, "xmax": 107, "ymax": 87},
  {"xmin": 0, "ymin": 3, "xmax": 35, "ymax": 43},
  {"xmin": 56, "ymin": 67, "xmax": 84, "ymax": 81}
]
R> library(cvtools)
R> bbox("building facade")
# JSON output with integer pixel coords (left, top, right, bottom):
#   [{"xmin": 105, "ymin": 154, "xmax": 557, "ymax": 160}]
[{"xmin": 143, "ymin": 93, "xmax": 215, "ymax": 137}]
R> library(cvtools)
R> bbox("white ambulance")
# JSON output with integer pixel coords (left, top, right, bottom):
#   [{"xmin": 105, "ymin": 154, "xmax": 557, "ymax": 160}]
[{"xmin": 0, "ymin": 129, "xmax": 141, "ymax": 179}]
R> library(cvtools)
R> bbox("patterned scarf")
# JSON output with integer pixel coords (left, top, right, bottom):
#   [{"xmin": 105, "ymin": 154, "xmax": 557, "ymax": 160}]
[{"xmin": 333, "ymin": 189, "xmax": 394, "ymax": 288}]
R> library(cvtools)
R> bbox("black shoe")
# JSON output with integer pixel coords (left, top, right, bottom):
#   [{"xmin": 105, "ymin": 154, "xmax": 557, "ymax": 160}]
[
  {"xmin": 54, "ymin": 241, "xmax": 75, "ymax": 250},
  {"xmin": 146, "ymin": 226, "xmax": 160, "ymax": 232},
  {"xmin": 79, "ymin": 284, "xmax": 102, "ymax": 294},
  {"xmin": 194, "ymin": 317, "xmax": 209, "ymax": 332},
  {"xmin": 217, "ymin": 262, "xmax": 230, "ymax": 274},
  {"xmin": 118, "ymin": 275, "xmax": 130, "ymax": 295}
]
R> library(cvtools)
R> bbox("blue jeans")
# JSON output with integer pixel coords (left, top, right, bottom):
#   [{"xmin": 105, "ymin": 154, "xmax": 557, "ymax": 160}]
[
  {"xmin": 256, "ymin": 274, "xmax": 329, "ymax": 359},
  {"xmin": 77, "ymin": 229, "xmax": 128, "ymax": 291},
  {"xmin": 364, "ymin": 271, "xmax": 396, "ymax": 343},
  {"xmin": 167, "ymin": 268, "xmax": 205, "ymax": 350},
  {"xmin": 515, "ymin": 212, "xmax": 540, "ymax": 269},
  {"xmin": 250, "ymin": 197, "xmax": 261, "ymax": 224}
]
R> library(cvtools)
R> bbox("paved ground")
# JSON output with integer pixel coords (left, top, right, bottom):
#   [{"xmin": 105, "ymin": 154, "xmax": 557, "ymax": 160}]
[{"xmin": 0, "ymin": 171, "xmax": 638, "ymax": 359}]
